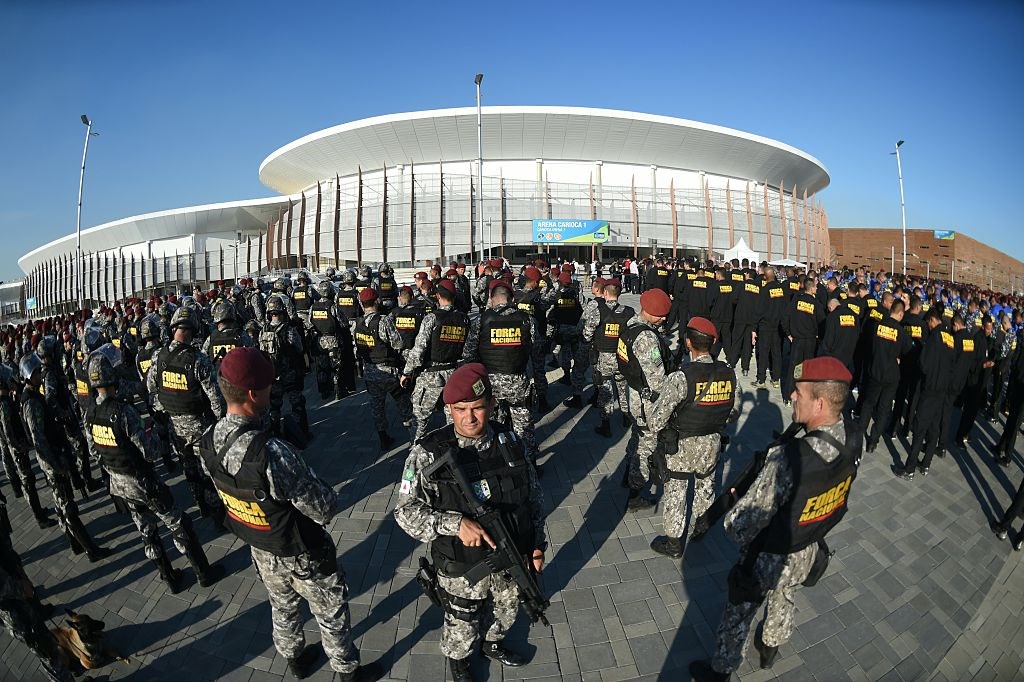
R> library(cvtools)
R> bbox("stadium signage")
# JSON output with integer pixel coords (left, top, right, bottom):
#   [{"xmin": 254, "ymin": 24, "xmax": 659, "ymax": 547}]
[
  {"xmin": 934, "ymin": 230, "xmax": 955, "ymax": 240},
  {"xmin": 533, "ymin": 219, "xmax": 609, "ymax": 244}
]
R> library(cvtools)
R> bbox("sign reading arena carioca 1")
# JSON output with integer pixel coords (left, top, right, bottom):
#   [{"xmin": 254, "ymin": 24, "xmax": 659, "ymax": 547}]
[{"xmin": 533, "ymin": 219, "xmax": 609, "ymax": 244}]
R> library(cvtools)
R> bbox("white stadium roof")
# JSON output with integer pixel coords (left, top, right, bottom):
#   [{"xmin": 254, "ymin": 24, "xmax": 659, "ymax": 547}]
[
  {"xmin": 259, "ymin": 106, "xmax": 830, "ymax": 195},
  {"xmin": 18, "ymin": 197, "xmax": 290, "ymax": 274}
]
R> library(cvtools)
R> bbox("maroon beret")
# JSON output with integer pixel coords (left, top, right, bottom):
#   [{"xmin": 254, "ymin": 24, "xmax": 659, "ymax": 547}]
[
  {"xmin": 445, "ymin": 268, "xmax": 458, "ymax": 277},
  {"xmin": 640, "ymin": 289, "xmax": 671, "ymax": 317},
  {"xmin": 489, "ymin": 279, "xmax": 513, "ymax": 295},
  {"xmin": 442, "ymin": 363, "xmax": 492, "ymax": 404},
  {"xmin": 488, "ymin": 258, "xmax": 503, "ymax": 269},
  {"xmin": 551, "ymin": 265, "xmax": 561, "ymax": 274},
  {"xmin": 687, "ymin": 316, "xmax": 719, "ymax": 341},
  {"xmin": 558, "ymin": 272, "xmax": 572, "ymax": 285},
  {"xmin": 523, "ymin": 266, "xmax": 541, "ymax": 282},
  {"xmin": 220, "ymin": 347, "xmax": 275, "ymax": 391},
  {"xmin": 399, "ymin": 285, "xmax": 414, "ymax": 296},
  {"xmin": 437, "ymin": 279, "xmax": 456, "ymax": 296},
  {"xmin": 414, "ymin": 271, "xmax": 428, "ymax": 281},
  {"xmin": 449, "ymin": 261, "xmax": 459, "ymax": 269},
  {"xmin": 430, "ymin": 264, "xmax": 442, "ymax": 272},
  {"xmin": 455, "ymin": 262, "xmax": 466, "ymax": 269},
  {"xmin": 794, "ymin": 356, "xmax": 853, "ymax": 384},
  {"xmin": 358, "ymin": 288, "xmax": 378, "ymax": 303},
  {"xmin": 563, "ymin": 263, "xmax": 575, "ymax": 273},
  {"xmin": 605, "ymin": 277, "xmax": 621, "ymax": 288}
]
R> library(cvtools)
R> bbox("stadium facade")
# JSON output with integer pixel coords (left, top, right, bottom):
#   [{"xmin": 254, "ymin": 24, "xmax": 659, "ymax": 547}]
[{"xmin": 17, "ymin": 106, "xmax": 832, "ymax": 316}]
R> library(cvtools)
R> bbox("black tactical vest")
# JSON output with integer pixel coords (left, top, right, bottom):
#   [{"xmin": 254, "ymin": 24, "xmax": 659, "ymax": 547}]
[
  {"xmin": 291, "ymin": 287, "xmax": 313, "ymax": 313},
  {"xmin": 155, "ymin": 345, "xmax": 206, "ymax": 416},
  {"xmin": 671, "ymin": 360, "xmax": 736, "ymax": 437},
  {"xmin": 200, "ymin": 424, "xmax": 328, "ymax": 557},
  {"xmin": 592, "ymin": 301, "xmax": 635, "ymax": 353},
  {"xmin": 136, "ymin": 344, "xmax": 159, "ymax": 380},
  {"xmin": 354, "ymin": 314, "xmax": 399, "ymax": 366},
  {"xmin": 86, "ymin": 398, "xmax": 145, "ymax": 475},
  {"xmin": 428, "ymin": 308, "xmax": 469, "ymax": 368},
  {"xmin": 514, "ymin": 289, "xmax": 547, "ymax": 336},
  {"xmin": 478, "ymin": 307, "xmax": 531, "ymax": 375},
  {"xmin": 392, "ymin": 304, "xmax": 426, "ymax": 351},
  {"xmin": 73, "ymin": 362, "xmax": 93, "ymax": 411},
  {"xmin": 377, "ymin": 277, "xmax": 398, "ymax": 300},
  {"xmin": 548, "ymin": 290, "xmax": 583, "ymax": 326},
  {"xmin": 757, "ymin": 421, "xmax": 861, "ymax": 554},
  {"xmin": 310, "ymin": 301, "xmax": 338, "ymax": 336},
  {"xmin": 616, "ymin": 321, "xmax": 669, "ymax": 391},
  {"xmin": 335, "ymin": 288, "xmax": 361, "ymax": 319},
  {"xmin": 209, "ymin": 326, "xmax": 243, "ymax": 365},
  {"xmin": 21, "ymin": 389, "xmax": 70, "ymax": 453},
  {"xmin": 421, "ymin": 423, "xmax": 535, "ymax": 579}
]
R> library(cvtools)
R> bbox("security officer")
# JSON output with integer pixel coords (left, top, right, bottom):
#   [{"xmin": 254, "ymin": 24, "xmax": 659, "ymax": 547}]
[
  {"xmin": 391, "ymin": 285, "xmax": 426, "ymax": 360},
  {"xmin": 616, "ymin": 288, "xmax": 673, "ymax": 511},
  {"xmin": 259, "ymin": 297, "xmax": 309, "ymax": 437},
  {"xmin": 582, "ymin": 278, "xmax": 634, "ymax": 437},
  {"xmin": 954, "ymin": 314, "xmax": 995, "ymax": 447},
  {"xmin": 394, "ymin": 363, "xmax": 546, "ymax": 682},
  {"xmin": 887, "ymin": 295, "xmax": 927, "ymax": 438},
  {"xmin": 19, "ymin": 353, "xmax": 110, "ymax": 562},
  {"xmin": 400, "ymin": 280, "xmax": 470, "ymax": 441},
  {"xmin": 134, "ymin": 315, "xmax": 178, "ymax": 474},
  {"xmin": 335, "ymin": 270, "xmax": 362, "ymax": 323},
  {"xmin": 691, "ymin": 357, "xmax": 861, "ymax": 680},
  {"xmin": 85, "ymin": 348, "xmax": 223, "ymax": 592},
  {"xmin": 753, "ymin": 267, "xmax": 787, "ymax": 390},
  {"xmin": 818, "ymin": 298, "xmax": 860, "ymax": 371},
  {"xmin": 782, "ymin": 276, "xmax": 824, "ymax": 406},
  {"xmin": 731, "ymin": 270, "xmax": 761, "ymax": 377},
  {"xmin": 309, "ymin": 280, "xmax": 355, "ymax": 401},
  {"xmin": 0, "ymin": 365, "xmax": 54, "ymax": 527},
  {"xmin": 514, "ymin": 267, "xmax": 556, "ymax": 412},
  {"xmin": 372, "ymin": 263, "xmax": 399, "ymax": 313},
  {"xmin": 548, "ymin": 272, "xmax": 585, "ymax": 407},
  {"xmin": 147, "ymin": 306, "xmax": 226, "ymax": 521},
  {"xmin": 199, "ymin": 348, "xmax": 380, "ymax": 682},
  {"xmin": 989, "ymin": 474, "xmax": 1024, "ymax": 552},
  {"xmin": 290, "ymin": 272, "xmax": 319, "ymax": 370},
  {"xmin": 858, "ymin": 299, "xmax": 910, "ymax": 452},
  {"xmin": 709, "ymin": 269, "xmax": 735, "ymax": 363},
  {"xmin": 354, "ymin": 264, "xmax": 373, "ymax": 294},
  {"xmin": 646, "ymin": 318, "xmax": 737, "ymax": 558},
  {"xmin": 463, "ymin": 280, "xmax": 540, "ymax": 468},
  {"xmin": 472, "ymin": 259, "xmax": 500, "ymax": 309},
  {"xmin": 354, "ymin": 288, "xmax": 416, "ymax": 449},
  {"xmin": 202, "ymin": 300, "xmax": 254, "ymax": 370}
]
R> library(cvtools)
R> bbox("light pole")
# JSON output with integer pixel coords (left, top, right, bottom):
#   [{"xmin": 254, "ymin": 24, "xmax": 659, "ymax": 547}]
[
  {"xmin": 76, "ymin": 114, "xmax": 98, "ymax": 311},
  {"xmin": 892, "ymin": 140, "xmax": 907, "ymax": 276},
  {"xmin": 475, "ymin": 73, "xmax": 484, "ymax": 265}
]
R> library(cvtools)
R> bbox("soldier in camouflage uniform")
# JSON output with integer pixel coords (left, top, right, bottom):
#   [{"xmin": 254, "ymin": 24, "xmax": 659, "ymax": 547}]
[
  {"xmin": 199, "ymin": 348, "xmax": 379, "ymax": 682},
  {"xmin": 394, "ymin": 363, "xmax": 546, "ymax": 682},
  {"xmin": 645, "ymin": 318, "xmax": 737, "ymax": 558},
  {"xmin": 258, "ymin": 297, "xmax": 309, "ymax": 436},
  {"xmin": 354, "ymin": 288, "xmax": 416, "ymax": 449},
  {"xmin": 548, "ymin": 272, "xmax": 587, "ymax": 408},
  {"xmin": 0, "ymin": 365, "xmax": 54, "ymax": 527},
  {"xmin": 84, "ymin": 348, "xmax": 223, "ymax": 592},
  {"xmin": 514, "ymin": 266, "xmax": 558, "ymax": 412},
  {"xmin": 462, "ymin": 280, "xmax": 540, "ymax": 467},
  {"xmin": 201, "ymin": 301, "xmax": 254, "ymax": 369},
  {"xmin": 400, "ymin": 281, "xmax": 470, "ymax": 441},
  {"xmin": 690, "ymin": 357, "xmax": 861, "ymax": 681},
  {"xmin": 582, "ymin": 278, "xmax": 633, "ymax": 437},
  {"xmin": 616, "ymin": 289, "xmax": 673, "ymax": 510},
  {"xmin": 309, "ymin": 280, "xmax": 355, "ymax": 401},
  {"xmin": 19, "ymin": 353, "xmax": 110, "ymax": 561},
  {"xmin": 146, "ymin": 306, "xmax": 225, "ymax": 523}
]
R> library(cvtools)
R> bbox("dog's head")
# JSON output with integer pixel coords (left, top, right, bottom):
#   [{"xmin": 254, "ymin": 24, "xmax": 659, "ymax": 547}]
[{"xmin": 65, "ymin": 609, "xmax": 106, "ymax": 639}]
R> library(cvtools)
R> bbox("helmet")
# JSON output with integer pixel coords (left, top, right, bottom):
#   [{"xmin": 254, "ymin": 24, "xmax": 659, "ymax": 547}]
[
  {"xmin": 0, "ymin": 364, "xmax": 14, "ymax": 390},
  {"xmin": 138, "ymin": 315, "xmax": 160, "ymax": 341},
  {"xmin": 170, "ymin": 306, "xmax": 198, "ymax": 332},
  {"xmin": 266, "ymin": 296, "xmax": 287, "ymax": 315},
  {"xmin": 157, "ymin": 302, "xmax": 175, "ymax": 318},
  {"xmin": 325, "ymin": 266, "xmax": 337, "ymax": 279},
  {"xmin": 35, "ymin": 335, "xmax": 59, "ymax": 363},
  {"xmin": 19, "ymin": 353, "xmax": 42, "ymax": 381},
  {"xmin": 230, "ymin": 285, "xmax": 243, "ymax": 299},
  {"xmin": 273, "ymin": 278, "xmax": 288, "ymax": 293},
  {"xmin": 212, "ymin": 301, "xmax": 237, "ymax": 324},
  {"xmin": 359, "ymin": 265, "xmax": 372, "ymax": 279},
  {"xmin": 341, "ymin": 269, "xmax": 356, "ymax": 285},
  {"xmin": 81, "ymin": 326, "xmax": 105, "ymax": 355},
  {"xmin": 297, "ymin": 271, "xmax": 311, "ymax": 284},
  {"xmin": 180, "ymin": 295, "xmax": 197, "ymax": 309},
  {"xmin": 316, "ymin": 280, "xmax": 335, "ymax": 299},
  {"xmin": 380, "ymin": 263, "xmax": 393, "ymax": 277},
  {"xmin": 87, "ymin": 344, "xmax": 122, "ymax": 388}
]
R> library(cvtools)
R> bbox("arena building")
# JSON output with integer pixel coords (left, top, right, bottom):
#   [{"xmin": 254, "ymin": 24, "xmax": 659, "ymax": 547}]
[
  {"xmin": 829, "ymin": 227, "xmax": 1024, "ymax": 293},
  {"xmin": 18, "ymin": 106, "xmax": 832, "ymax": 316}
]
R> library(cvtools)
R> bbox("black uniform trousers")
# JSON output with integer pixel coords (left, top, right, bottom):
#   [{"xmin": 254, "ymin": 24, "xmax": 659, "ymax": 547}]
[
  {"xmin": 989, "ymin": 363, "xmax": 1011, "ymax": 416},
  {"xmin": 955, "ymin": 379, "xmax": 987, "ymax": 442},
  {"xmin": 905, "ymin": 389, "xmax": 947, "ymax": 470},
  {"xmin": 755, "ymin": 322, "xmax": 782, "ymax": 383},
  {"xmin": 783, "ymin": 336, "xmax": 817, "ymax": 399},
  {"xmin": 859, "ymin": 379, "xmax": 898, "ymax": 446},
  {"xmin": 996, "ymin": 476, "xmax": 1024, "ymax": 528},
  {"xmin": 888, "ymin": 370, "xmax": 920, "ymax": 436},
  {"xmin": 712, "ymin": 321, "xmax": 732, "ymax": 364},
  {"xmin": 730, "ymin": 323, "xmax": 755, "ymax": 373},
  {"xmin": 996, "ymin": 381, "xmax": 1024, "ymax": 456}
]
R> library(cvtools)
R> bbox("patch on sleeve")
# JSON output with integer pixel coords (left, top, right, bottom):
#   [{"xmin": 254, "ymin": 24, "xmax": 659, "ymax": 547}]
[
  {"xmin": 650, "ymin": 346, "xmax": 662, "ymax": 363},
  {"xmin": 403, "ymin": 468, "xmax": 416, "ymax": 482},
  {"xmin": 399, "ymin": 479, "xmax": 412, "ymax": 495}
]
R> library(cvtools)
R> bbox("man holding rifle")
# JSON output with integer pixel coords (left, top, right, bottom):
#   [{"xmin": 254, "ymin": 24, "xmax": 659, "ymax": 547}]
[{"xmin": 395, "ymin": 363, "xmax": 547, "ymax": 682}]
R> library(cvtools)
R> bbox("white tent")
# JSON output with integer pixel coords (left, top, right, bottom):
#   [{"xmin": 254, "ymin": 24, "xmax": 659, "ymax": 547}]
[
  {"xmin": 721, "ymin": 238, "xmax": 759, "ymax": 264},
  {"xmin": 769, "ymin": 258, "xmax": 806, "ymax": 269}
]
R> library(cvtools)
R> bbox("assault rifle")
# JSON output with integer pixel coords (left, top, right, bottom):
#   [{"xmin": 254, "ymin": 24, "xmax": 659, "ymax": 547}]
[
  {"xmin": 423, "ymin": 448, "xmax": 550, "ymax": 626},
  {"xmin": 689, "ymin": 421, "xmax": 804, "ymax": 542}
]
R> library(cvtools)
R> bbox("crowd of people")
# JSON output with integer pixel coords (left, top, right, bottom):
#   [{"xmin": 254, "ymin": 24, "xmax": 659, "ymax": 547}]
[{"xmin": 1, "ymin": 252, "xmax": 1023, "ymax": 681}]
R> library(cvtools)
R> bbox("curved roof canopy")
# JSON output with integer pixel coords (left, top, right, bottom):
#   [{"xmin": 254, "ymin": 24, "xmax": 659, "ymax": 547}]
[
  {"xmin": 19, "ymin": 197, "xmax": 290, "ymax": 274},
  {"xmin": 259, "ymin": 106, "xmax": 830, "ymax": 195}
]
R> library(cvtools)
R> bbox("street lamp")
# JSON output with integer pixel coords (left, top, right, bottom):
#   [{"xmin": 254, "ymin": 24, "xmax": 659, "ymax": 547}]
[
  {"xmin": 474, "ymin": 73, "xmax": 484, "ymax": 265},
  {"xmin": 76, "ymin": 115, "xmax": 99, "ymax": 312},
  {"xmin": 892, "ymin": 140, "xmax": 908, "ymax": 276}
]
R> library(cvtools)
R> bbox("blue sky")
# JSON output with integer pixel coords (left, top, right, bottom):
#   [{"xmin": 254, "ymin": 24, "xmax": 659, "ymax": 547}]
[{"xmin": 1, "ymin": 0, "xmax": 1021, "ymax": 280}]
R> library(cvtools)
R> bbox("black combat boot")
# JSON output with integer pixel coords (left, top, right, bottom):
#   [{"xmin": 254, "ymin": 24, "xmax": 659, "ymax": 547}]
[
  {"xmin": 558, "ymin": 372, "xmax": 571, "ymax": 386},
  {"xmin": 160, "ymin": 443, "xmax": 178, "ymax": 475},
  {"xmin": 64, "ymin": 528, "xmax": 85, "ymax": 555},
  {"xmin": 153, "ymin": 551, "xmax": 182, "ymax": 594},
  {"xmin": 650, "ymin": 536, "xmax": 683, "ymax": 558},
  {"xmin": 335, "ymin": 384, "xmax": 348, "ymax": 401},
  {"xmin": 481, "ymin": 640, "xmax": 525, "ymax": 666},
  {"xmin": 180, "ymin": 516, "xmax": 224, "ymax": 587},
  {"xmin": 537, "ymin": 397, "xmax": 552, "ymax": 413},
  {"xmin": 25, "ymin": 485, "xmax": 56, "ymax": 528},
  {"xmin": 66, "ymin": 514, "xmax": 110, "ymax": 562},
  {"xmin": 621, "ymin": 413, "xmax": 633, "ymax": 428},
  {"xmin": 336, "ymin": 661, "xmax": 385, "ymax": 682},
  {"xmin": 754, "ymin": 626, "xmax": 779, "ymax": 668},
  {"xmin": 990, "ymin": 519, "xmax": 1009, "ymax": 541},
  {"xmin": 626, "ymin": 490, "xmax": 654, "ymax": 512},
  {"xmin": 594, "ymin": 419, "xmax": 611, "ymax": 438},
  {"xmin": 296, "ymin": 406, "xmax": 311, "ymax": 436},
  {"xmin": 448, "ymin": 656, "xmax": 474, "ymax": 682},
  {"xmin": 286, "ymin": 644, "xmax": 322, "ymax": 679},
  {"xmin": 378, "ymin": 431, "xmax": 395, "ymax": 450},
  {"xmin": 689, "ymin": 660, "xmax": 730, "ymax": 681},
  {"xmin": 562, "ymin": 395, "xmax": 582, "ymax": 408}
]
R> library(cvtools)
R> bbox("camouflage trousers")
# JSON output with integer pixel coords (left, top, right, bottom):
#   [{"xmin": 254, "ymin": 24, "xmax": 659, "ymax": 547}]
[
  {"xmin": 2, "ymin": 444, "xmax": 36, "ymax": 495},
  {"xmin": 553, "ymin": 325, "xmax": 586, "ymax": 394},
  {"xmin": 530, "ymin": 337, "xmax": 550, "ymax": 400},
  {"xmin": 490, "ymin": 372, "xmax": 538, "ymax": 462},
  {"xmin": 251, "ymin": 547, "xmax": 360, "ymax": 674},
  {"xmin": 168, "ymin": 416, "xmax": 223, "ymax": 516},
  {"xmin": 662, "ymin": 474, "xmax": 714, "ymax": 539},
  {"xmin": 711, "ymin": 545, "xmax": 817, "ymax": 674},
  {"xmin": 625, "ymin": 425, "xmax": 657, "ymax": 491},
  {"xmin": 35, "ymin": 456, "xmax": 77, "ymax": 537},
  {"xmin": 270, "ymin": 370, "xmax": 306, "ymax": 425},
  {"xmin": 593, "ymin": 352, "xmax": 629, "ymax": 418},
  {"xmin": 109, "ymin": 470, "xmax": 187, "ymax": 562},
  {"xmin": 437, "ymin": 569, "xmax": 520, "ymax": 660},
  {"xmin": 0, "ymin": 599, "xmax": 75, "ymax": 682},
  {"xmin": 364, "ymin": 362, "xmax": 416, "ymax": 437},
  {"xmin": 411, "ymin": 369, "xmax": 455, "ymax": 442}
]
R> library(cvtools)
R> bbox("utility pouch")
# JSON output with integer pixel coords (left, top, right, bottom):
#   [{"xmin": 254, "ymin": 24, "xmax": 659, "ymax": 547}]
[{"xmin": 417, "ymin": 557, "xmax": 443, "ymax": 609}]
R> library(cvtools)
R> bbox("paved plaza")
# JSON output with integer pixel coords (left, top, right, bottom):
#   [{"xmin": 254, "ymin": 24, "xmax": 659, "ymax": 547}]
[{"xmin": 3, "ymin": 293, "xmax": 1024, "ymax": 681}]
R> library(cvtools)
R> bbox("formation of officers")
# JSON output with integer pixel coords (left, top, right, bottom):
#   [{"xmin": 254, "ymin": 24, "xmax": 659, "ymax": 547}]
[{"xmin": 0, "ymin": 253, "xmax": 1023, "ymax": 681}]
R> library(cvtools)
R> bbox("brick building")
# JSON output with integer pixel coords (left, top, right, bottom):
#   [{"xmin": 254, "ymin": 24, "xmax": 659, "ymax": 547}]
[{"xmin": 829, "ymin": 227, "xmax": 1024, "ymax": 294}]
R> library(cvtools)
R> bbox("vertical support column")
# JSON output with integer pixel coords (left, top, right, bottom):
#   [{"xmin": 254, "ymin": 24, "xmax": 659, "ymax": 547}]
[
  {"xmin": 669, "ymin": 179, "xmax": 678, "ymax": 258},
  {"xmin": 333, "ymin": 175, "xmax": 341, "ymax": 267},
  {"xmin": 764, "ymin": 180, "xmax": 771, "ymax": 260},
  {"xmin": 258, "ymin": 232, "xmax": 264, "ymax": 274},
  {"xmin": 313, "ymin": 182, "xmax": 322, "ymax": 272},
  {"xmin": 594, "ymin": 161, "xmax": 603, "ymax": 220},
  {"xmin": 650, "ymin": 165, "xmax": 658, "ymax": 257},
  {"xmin": 746, "ymin": 182, "xmax": 754, "ymax": 249},
  {"xmin": 438, "ymin": 163, "xmax": 445, "ymax": 263},
  {"xmin": 285, "ymin": 200, "xmax": 295, "ymax": 267},
  {"xmin": 703, "ymin": 177, "xmax": 713, "ymax": 260},
  {"xmin": 245, "ymin": 237, "xmax": 252, "ymax": 276},
  {"xmin": 802, "ymin": 189, "xmax": 811, "ymax": 268},
  {"xmin": 265, "ymin": 220, "xmax": 272, "ymax": 272},
  {"xmin": 121, "ymin": 251, "xmax": 127, "ymax": 300},
  {"xmin": 535, "ymin": 159, "xmax": 544, "ymax": 251},
  {"xmin": 355, "ymin": 167, "xmax": 363, "ymax": 265},
  {"xmin": 499, "ymin": 174, "xmax": 507, "ymax": 259},
  {"xmin": 275, "ymin": 208, "xmax": 283, "ymax": 270},
  {"xmin": 382, "ymin": 165, "xmax": 389, "ymax": 264},
  {"xmin": 297, "ymin": 191, "xmax": 306, "ymax": 268},
  {"xmin": 631, "ymin": 175, "xmax": 639, "ymax": 259},
  {"xmin": 791, "ymin": 186, "xmax": 800, "ymax": 263},
  {"xmin": 779, "ymin": 181, "xmax": 788, "ymax": 260},
  {"xmin": 726, "ymin": 180, "xmax": 734, "ymax": 248},
  {"xmin": 589, "ymin": 173, "xmax": 597, "ymax": 263},
  {"xmin": 409, "ymin": 162, "xmax": 416, "ymax": 265}
]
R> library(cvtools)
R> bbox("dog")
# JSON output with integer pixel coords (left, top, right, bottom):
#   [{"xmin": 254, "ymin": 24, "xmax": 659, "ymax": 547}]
[{"xmin": 50, "ymin": 609, "xmax": 129, "ymax": 672}]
